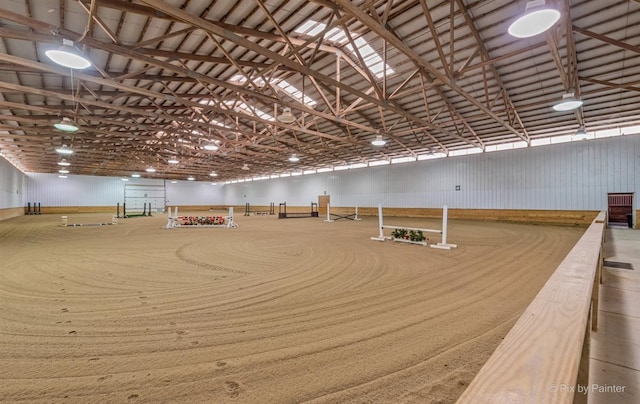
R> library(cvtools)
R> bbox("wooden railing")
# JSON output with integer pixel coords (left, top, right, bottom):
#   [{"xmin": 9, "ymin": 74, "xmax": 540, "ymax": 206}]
[{"xmin": 457, "ymin": 211, "xmax": 606, "ymax": 404}]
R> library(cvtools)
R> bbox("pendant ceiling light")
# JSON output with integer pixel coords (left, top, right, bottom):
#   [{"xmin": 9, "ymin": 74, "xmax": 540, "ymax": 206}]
[
  {"xmin": 574, "ymin": 126, "xmax": 589, "ymax": 140},
  {"xmin": 552, "ymin": 92, "xmax": 583, "ymax": 112},
  {"xmin": 45, "ymin": 39, "xmax": 92, "ymax": 70},
  {"xmin": 57, "ymin": 159, "xmax": 71, "ymax": 166},
  {"xmin": 507, "ymin": 0, "xmax": 561, "ymax": 38},
  {"xmin": 288, "ymin": 154, "xmax": 300, "ymax": 162},
  {"xmin": 53, "ymin": 69, "xmax": 81, "ymax": 132},
  {"xmin": 55, "ymin": 145, "xmax": 74, "ymax": 154},
  {"xmin": 277, "ymin": 107, "xmax": 296, "ymax": 124},
  {"xmin": 54, "ymin": 117, "xmax": 79, "ymax": 132},
  {"xmin": 371, "ymin": 135, "xmax": 387, "ymax": 146}
]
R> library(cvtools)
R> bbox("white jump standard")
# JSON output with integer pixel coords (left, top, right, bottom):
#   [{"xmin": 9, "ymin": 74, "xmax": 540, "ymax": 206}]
[
  {"xmin": 371, "ymin": 204, "xmax": 457, "ymax": 249},
  {"xmin": 324, "ymin": 204, "xmax": 361, "ymax": 222},
  {"xmin": 165, "ymin": 207, "xmax": 238, "ymax": 229}
]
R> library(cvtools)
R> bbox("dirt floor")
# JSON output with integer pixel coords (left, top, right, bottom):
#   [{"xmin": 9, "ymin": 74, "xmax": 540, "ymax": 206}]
[{"xmin": 0, "ymin": 211, "xmax": 585, "ymax": 403}]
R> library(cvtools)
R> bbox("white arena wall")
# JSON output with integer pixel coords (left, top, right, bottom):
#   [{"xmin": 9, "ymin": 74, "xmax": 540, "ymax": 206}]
[
  {"xmin": 2, "ymin": 134, "xmax": 638, "ymax": 223},
  {"xmin": 0, "ymin": 157, "xmax": 24, "ymax": 220},
  {"xmin": 223, "ymin": 135, "xmax": 640, "ymax": 210},
  {"xmin": 19, "ymin": 175, "xmax": 225, "ymax": 213},
  {"xmin": 223, "ymin": 134, "xmax": 639, "ymax": 220}
]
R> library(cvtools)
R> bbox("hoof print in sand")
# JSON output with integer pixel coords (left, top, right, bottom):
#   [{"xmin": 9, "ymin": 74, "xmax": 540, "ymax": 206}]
[{"xmin": 224, "ymin": 380, "xmax": 241, "ymax": 398}]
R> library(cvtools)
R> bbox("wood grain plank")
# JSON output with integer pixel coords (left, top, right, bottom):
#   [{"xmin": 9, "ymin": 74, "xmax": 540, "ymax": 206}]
[{"xmin": 457, "ymin": 217, "xmax": 605, "ymax": 404}]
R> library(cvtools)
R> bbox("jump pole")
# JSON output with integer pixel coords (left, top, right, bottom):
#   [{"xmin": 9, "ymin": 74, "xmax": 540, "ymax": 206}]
[
  {"xmin": 324, "ymin": 204, "xmax": 361, "ymax": 222},
  {"xmin": 370, "ymin": 204, "xmax": 457, "ymax": 249},
  {"xmin": 62, "ymin": 215, "xmax": 118, "ymax": 227}
]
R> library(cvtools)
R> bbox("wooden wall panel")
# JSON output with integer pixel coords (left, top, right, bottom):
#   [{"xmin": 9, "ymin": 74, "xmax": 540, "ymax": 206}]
[{"xmin": 0, "ymin": 207, "xmax": 24, "ymax": 221}]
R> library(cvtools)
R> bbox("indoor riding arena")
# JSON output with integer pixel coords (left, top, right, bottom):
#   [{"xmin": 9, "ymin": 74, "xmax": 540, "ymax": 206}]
[{"xmin": 1, "ymin": 1, "xmax": 639, "ymax": 404}]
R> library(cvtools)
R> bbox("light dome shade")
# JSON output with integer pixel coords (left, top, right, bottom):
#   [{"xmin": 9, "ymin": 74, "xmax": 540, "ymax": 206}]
[
  {"xmin": 45, "ymin": 39, "xmax": 91, "ymax": 69},
  {"xmin": 187, "ymin": 176, "xmax": 195, "ymax": 181},
  {"xmin": 145, "ymin": 167, "xmax": 156, "ymax": 173},
  {"xmin": 57, "ymin": 159, "xmax": 71, "ymax": 166},
  {"xmin": 203, "ymin": 144, "xmax": 219, "ymax": 151},
  {"xmin": 288, "ymin": 154, "xmax": 300, "ymax": 162},
  {"xmin": 55, "ymin": 145, "xmax": 74, "ymax": 154},
  {"xmin": 167, "ymin": 158, "xmax": 179, "ymax": 164},
  {"xmin": 574, "ymin": 127, "xmax": 589, "ymax": 139},
  {"xmin": 53, "ymin": 117, "xmax": 79, "ymax": 132},
  {"xmin": 552, "ymin": 92, "xmax": 583, "ymax": 112},
  {"xmin": 371, "ymin": 135, "xmax": 387, "ymax": 146},
  {"xmin": 277, "ymin": 107, "xmax": 296, "ymax": 123},
  {"xmin": 508, "ymin": 0, "xmax": 560, "ymax": 38}
]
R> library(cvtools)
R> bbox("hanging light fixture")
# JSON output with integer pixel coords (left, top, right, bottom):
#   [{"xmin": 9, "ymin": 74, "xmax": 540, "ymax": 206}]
[
  {"xmin": 53, "ymin": 69, "xmax": 82, "ymax": 132},
  {"xmin": 371, "ymin": 135, "xmax": 387, "ymax": 146},
  {"xmin": 131, "ymin": 173, "xmax": 141, "ymax": 178},
  {"xmin": 204, "ymin": 130, "xmax": 220, "ymax": 150},
  {"xmin": 288, "ymin": 154, "xmax": 300, "ymax": 162},
  {"xmin": 167, "ymin": 158, "xmax": 179, "ymax": 164},
  {"xmin": 241, "ymin": 163, "xmax": 250, "ymax": 170},
  {"xmin": 55, "ymin": 145, "xmax": 74, "ymax": 154},
  {"xmin": 45, "ymin": 39, "xmax": 92, "ymax": 69},
  {"xmin": 58, "ymin": 169, "xmax": 70, "ymax": 174},
  {"xmin": 54, "ymin": 117, "xmax": 79, "ymax": 132},
  {"xmin": 187, "ymin": 176, "xmax": 195, "ymax": 181},
  {"xmin": 146, "ymin": 167, "xmax": 156, "ymax": 173},
  {"xmin": 57, "ymin": 159, "xmax": 71, "ymax": 166},
  {"xmin": 277, "ymin": 107, "xmax": 296, "ymax": 124},
  {"xmin": 209, "ymin": 172, "xmax": 218, "ymax": 177},
  {"xmin": 552, "ymin": 92, "xmax": 583, "ymax": 112},
  {"xmin": 574, "ymin": 126, "xmax": 589, "ymax": 139},
  {"xmin": 507, "ymin": 0, "xmax": 561, "ymax": 38}
]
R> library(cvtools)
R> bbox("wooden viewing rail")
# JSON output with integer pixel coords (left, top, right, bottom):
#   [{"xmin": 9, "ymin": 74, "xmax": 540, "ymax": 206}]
[{"xmin": 457, "ymin": 211, "xmax": 606, "ymax": 404}]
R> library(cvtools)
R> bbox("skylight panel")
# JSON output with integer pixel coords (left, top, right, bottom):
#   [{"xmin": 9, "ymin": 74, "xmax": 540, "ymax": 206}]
[
  {"xmin": 278, "ymin": 80, "xmax": 316, "ymax": 106},
  {"xmin": 224, "ymin": 100, "xmax": 274, "ymax": 121},
  {"xmin": 229, "ymin": 74, "xmax": 265, "ymax": 87},
  {"xmin": 326, "ymin": 27, "xmax": 347, "ymax": 43},
  {"xmin": 197, "ymin": 100, "xmax": 232, "ymax": 128},
  {"xmin": 345, "ymin": 37, "xmax": 394, "ymax": 78},
  {"xmin": 294, "ymin": 20, "xmax": 394, "ymax": 79},
  {"xmin": 229, "ymin": 75, "xmax": 316, "ymax": 106},
  {"xmin": 294, "ymin": 20, "xmax": 326, "ymax": 36}
]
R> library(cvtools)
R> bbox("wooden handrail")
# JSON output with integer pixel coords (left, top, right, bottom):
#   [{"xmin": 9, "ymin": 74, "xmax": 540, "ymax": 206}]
[{"xmin": 457, "ymin": 212, "xmax": 606, "ymax": 404}]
